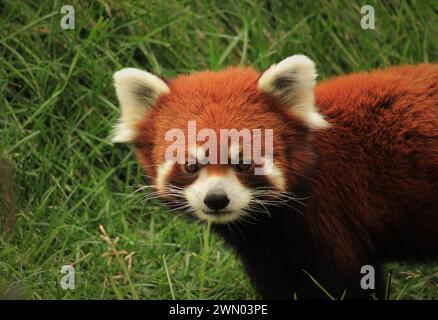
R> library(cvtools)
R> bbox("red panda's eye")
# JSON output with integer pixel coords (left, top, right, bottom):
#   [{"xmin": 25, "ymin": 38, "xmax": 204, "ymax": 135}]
[
  {"xmin": 184, "ymin": 163, "xmax": 198, "ymax": 173},
  {"xmin": 235, "ymin": 161, "xmax": 252, "ymax": 172}
]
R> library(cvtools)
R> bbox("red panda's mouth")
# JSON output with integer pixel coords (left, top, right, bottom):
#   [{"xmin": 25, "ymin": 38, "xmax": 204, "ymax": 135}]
[
  {"xmin": 196, "ymin": 207, "xmax": 243, "ymax": 224},
  {"xmin": 202, "ymin": 209, "xmax": 234, "ymax": 216}
]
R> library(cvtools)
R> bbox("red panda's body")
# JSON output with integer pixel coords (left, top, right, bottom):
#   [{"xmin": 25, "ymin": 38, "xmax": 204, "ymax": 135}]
[
  {"xmin": 314, "ymin": 64, "xmax": 438, "ymax": 264},
  {"xmin": 111, "ymin": 58, "xmax": 438, "ymax": 299}
]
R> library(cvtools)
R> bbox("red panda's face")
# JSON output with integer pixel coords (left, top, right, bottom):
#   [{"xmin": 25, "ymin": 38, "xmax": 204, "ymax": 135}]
[{"xmin": 111, "ymin": 55, "xmax": 328, "ymax": 224}]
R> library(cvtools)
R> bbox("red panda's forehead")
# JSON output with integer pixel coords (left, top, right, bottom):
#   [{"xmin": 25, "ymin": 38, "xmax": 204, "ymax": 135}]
[
  {"xmin": 169, "ymin": 67, "xmax": 260, "ymax": 96},
  {"xmin": 152, "ymin": 67, "xmax": 284, "ymax": 131}
]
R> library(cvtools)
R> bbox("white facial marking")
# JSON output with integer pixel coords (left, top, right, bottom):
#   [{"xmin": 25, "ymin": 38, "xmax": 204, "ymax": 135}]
[
  {"xmin": 266, "ymin": 159, "xmax": 286, "ymax": 191},
  {"xmin": 254, "ymin": 157, "xmax": 286, "ymax": 191},
  {"xmin": 184, "ymin": 168, "xmax": 252, "ymax": 224},
  {"xmin": 156, "ymin": 160, "xmax": 174, "ymax": 192}
]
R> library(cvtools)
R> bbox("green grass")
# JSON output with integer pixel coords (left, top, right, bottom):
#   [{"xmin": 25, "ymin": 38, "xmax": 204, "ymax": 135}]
[{"xmin": 0, "ymin": 0, "xmax": 437, "ymax": 299}]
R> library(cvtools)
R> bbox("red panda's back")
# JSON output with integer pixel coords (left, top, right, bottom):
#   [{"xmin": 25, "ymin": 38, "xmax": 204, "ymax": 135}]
[
  {"xmin": 313, "ymin": 64, "xmax": 438, "ymax": 258},
  {"xmin": 316, "ymin": 64, "xmax": 438, "ymax": 123},
  {"xmin": 315, "ymin": 63, "xmax": 438, "ymax": 181}
]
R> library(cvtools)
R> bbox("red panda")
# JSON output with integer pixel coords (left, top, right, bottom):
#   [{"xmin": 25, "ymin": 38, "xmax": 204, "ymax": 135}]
[{"xmin": 110, "ymin": 55, "xmax": 438, "ymax": 299}]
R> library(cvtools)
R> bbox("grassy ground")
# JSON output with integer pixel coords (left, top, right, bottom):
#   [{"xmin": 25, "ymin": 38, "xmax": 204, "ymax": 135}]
[{"xmin": 0, "ymin": 0, "xmax": 437, "ymax": 299}]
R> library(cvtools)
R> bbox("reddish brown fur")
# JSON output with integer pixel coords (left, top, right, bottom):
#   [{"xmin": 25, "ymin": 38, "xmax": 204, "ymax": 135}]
[
  {"xmin": 132, "ymin": 63, "xmax": 438, "ymax": 299},
  {"xmin": 312, "ymin": 64, "xmax": 438, "ymax": 262}
]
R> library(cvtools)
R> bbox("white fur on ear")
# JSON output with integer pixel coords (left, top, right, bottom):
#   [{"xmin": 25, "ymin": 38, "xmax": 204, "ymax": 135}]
[
  {"xmin": 111, "ymin": 68, "xmax": 170, "ymax": 143},
  {"xmin": 258, "ymin": 54, "xmax": 329, "ymax": 129}
]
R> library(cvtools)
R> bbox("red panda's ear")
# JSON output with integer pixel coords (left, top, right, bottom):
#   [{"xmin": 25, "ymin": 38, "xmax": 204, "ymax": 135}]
[
  {"xmin": 257, "ymin": 55, "xmax": 329, "ymax": 129},
  {"xmin": 111, "ymin": 68, "xmax": 170, "ymax": 143}
]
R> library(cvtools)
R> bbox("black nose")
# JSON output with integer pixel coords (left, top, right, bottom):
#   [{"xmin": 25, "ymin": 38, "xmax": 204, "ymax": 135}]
[{"xmin": 204, "ymin": 190, "xmax": 230, "ymax": 211}]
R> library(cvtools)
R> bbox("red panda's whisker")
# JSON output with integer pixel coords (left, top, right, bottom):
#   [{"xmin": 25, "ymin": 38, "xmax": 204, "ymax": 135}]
[
  {"xmin": 138, "ymin": 194, "xmax": 162, "ymax": 202},
  {"xmin": 251, "ymin": 196, "xmax": 306, "ymax": 217},
  {"xmin": 134, "ymin": 195, "xmax": 161, "ymax": 205},
  {"xmin": 141, "ymin": 173, "xmax": 159, "ymax": 181},
  {"xmin": 128, "ymin": 185, "xmax": 157, "ymax": 197},
  {"xmin": 251, "ymin": 189, "xmax": 309, "ymax": 207},
  {"xmin": 162, "ymin": 183, "xmax": 187, "ymax": 190},
  {"xmin": 243, "ymin": 209, "xmax": 269, "ymax": 221},
  {"xmin": 251, "ymin": 199, "xmax": 271, "ymax": 218},
  {"xmin": 264, "ymin": 194, "xmax": 308, "ymax": 207},
  {"xmin": 166, "ymin": 205, "xmax": 192, "ymax": 213},
  {"xmin": 245, "ymin": 201, "xmax": 270, "ymax": 216},
  {"xmin": 238, "ymin": 210, "xmax": 263, "ymax": 225},
  {"xmin": 138, "ymin": 164, "xmax": 163, "ymax": 168},
  {"xmin": 252, "ymin": 187, "xmax": 309, "ymax": 199}
]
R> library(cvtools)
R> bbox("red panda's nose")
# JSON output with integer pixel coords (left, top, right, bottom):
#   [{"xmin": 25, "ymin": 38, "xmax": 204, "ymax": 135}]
[{"xmin": 204, "ymin": 190, "xmax": 230, "ymax": 211}]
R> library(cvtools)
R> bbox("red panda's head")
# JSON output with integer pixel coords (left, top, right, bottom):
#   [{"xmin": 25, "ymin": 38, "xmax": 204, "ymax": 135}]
[{"xmin": 112, "ymin": 55, "xmax": 329, "ymax": 224}]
